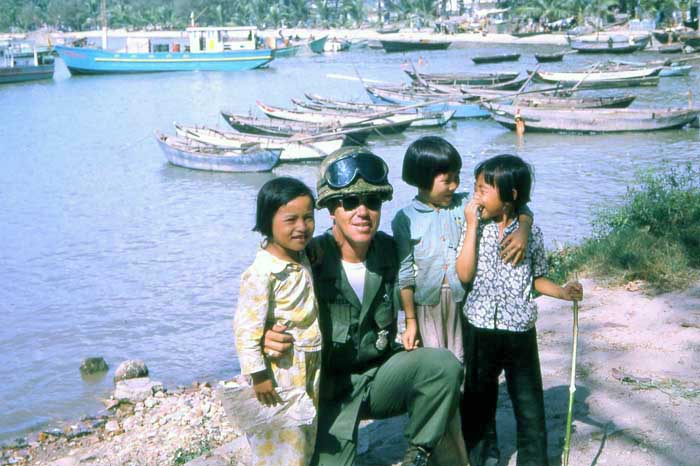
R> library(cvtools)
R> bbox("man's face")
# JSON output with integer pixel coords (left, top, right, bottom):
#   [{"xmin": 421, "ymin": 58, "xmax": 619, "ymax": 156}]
[{"xmin": 330, "ymin": 193, "xmax": 383, "ymax": 247}]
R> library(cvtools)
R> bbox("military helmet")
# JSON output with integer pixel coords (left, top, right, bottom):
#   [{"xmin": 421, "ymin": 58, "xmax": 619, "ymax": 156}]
[{"xmin": 316, "ymin": 147, "xmax": 393, "ymax": 209}]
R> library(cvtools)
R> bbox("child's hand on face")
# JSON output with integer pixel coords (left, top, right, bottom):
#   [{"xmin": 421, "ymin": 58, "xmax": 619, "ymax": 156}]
[
  {"xmin": 402, "ymin": 319, "xmax": 421, "ymax": 351},
  {"xmin": 464, "ymin": 199, "xmax": 481, "ymax": 226},
  {"xmin": 252, "ymin": 374, "xmax": 283, "ymax": 407},
  {"xmin": 561, "ymin": 281, "xmax": 583, "ymax": 302}
]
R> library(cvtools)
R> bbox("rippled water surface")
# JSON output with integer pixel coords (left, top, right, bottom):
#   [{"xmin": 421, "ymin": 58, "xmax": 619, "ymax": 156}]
[{"xmin": 1, "ymin": 41, "xmax": 698, "ymax": 441}]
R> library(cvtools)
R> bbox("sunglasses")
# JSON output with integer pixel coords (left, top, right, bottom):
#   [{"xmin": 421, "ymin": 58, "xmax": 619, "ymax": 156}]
[
  {"xmin": 324, "ymin": 152, "xmax": 389, "ymax": 189},
  {"xmin": 336, "ymin": 194, "xmax": 383, "ymax": 211}
]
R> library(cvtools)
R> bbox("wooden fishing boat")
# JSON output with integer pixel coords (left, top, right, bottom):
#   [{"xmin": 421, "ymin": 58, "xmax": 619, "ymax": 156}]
[
  {"xmin": 678, "ymin": 31, "xmax": 700, "ymax": 48},
  {"xmin": 472, "ymin": 53, "xmax": 520, "ymax": 64},
  {"xmin": 513, "ymin": 94, "xmax": 636, "ymax": 109},
  {"xmin": 658, "ymin": 43, "xmax": 683, "ymax": 54},
  {"xmin": 380, "ymin": 39, "xmax": 451, "ymax": 53},
  {"xmin": 55, "ymin": 27, "xmax": 273, "ymax": 74},
  {"xmin": 486, "ymin": 104, "xmax": 700, "ymax": 133},
  {"xmin": 568, "ymin": 35, "xmax": 650, "ymax": 54},
  {"xmin": 404, "ymin": 70, "xmax": 520, "ymax": 86},
  {"xmin": 308, "ymin": 36, "xmax": 328, "ymax": 54},
  {"xmin": 653, "ymin": 30, "xmax": 678, "ymax": 44},
  {"xmin": 602, "ymin": 60, "xmax": 693, "ymax": 77},
  {"xmin": 534, "ymin": 51, "xmax": 566, "ymax": 63},
  {"xmin": 155, "ymin": 132, "xmax": 281, "ymax": 172},
  {"xmin": 377, "ymin": 26, "xmax": 400, "ymax": 34},
  {"xmin": 220, "ymin": 112, "xmax": 408, "ymax": 139},
  {"xmin": 173, "ymin": 124, "xmax": 343, "ymax": 161},
  {"xmin": 457, "ymin": 76, "xmax": 530, "ymax": 93},
  {"xmin": 531, "ymin": 67, "xmax": 661, "ymax": 84},
  {"xmin": 365, "ymin": 85, "xmax": 490, "ymax": 118},
  {"xmin": 272, "ymin": 44, "xmax": 303, "ymax": 58},
  {"xmin": 256, "ymin": 101, "xmax": 421, "ymax": 127},
  {"xmin": 1, "ymin": 41, "xmax": 54, "ymax": 84},
  {"xmin": 291, "ymin": 98, "xmax": 456, "ymax": 127}
]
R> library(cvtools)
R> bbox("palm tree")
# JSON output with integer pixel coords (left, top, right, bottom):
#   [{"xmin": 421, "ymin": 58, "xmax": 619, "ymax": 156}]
[{"xmin": 516, "ymin": 0, "xmax": 571, "ymax": 22}]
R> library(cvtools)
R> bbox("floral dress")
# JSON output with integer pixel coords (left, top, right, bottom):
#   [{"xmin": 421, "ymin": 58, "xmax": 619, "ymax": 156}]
[{"xmin": 234, "ymin": 249, "xmax": 322, "ymax": 466}]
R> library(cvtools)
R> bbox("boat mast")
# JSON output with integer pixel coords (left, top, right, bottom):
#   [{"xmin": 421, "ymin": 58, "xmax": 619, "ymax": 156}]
[{"xmin": 101, "ymin": 0, "xmax": 108, "ymax": 49}]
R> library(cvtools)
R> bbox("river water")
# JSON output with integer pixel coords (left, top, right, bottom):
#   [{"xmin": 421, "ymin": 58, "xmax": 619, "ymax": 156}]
[{"xmin": 0, "ymin": 41, "xmax": 698, "ymax": 442}]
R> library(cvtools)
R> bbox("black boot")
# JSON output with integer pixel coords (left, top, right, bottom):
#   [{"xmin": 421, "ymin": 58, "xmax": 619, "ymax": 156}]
[{"xmin": 401, "ymin": 445, "xmax": 431, "ymax": 466}]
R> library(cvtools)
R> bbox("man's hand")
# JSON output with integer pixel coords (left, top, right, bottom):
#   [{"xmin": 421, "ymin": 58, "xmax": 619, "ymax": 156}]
[
  {"xmin": 402, "ymin": 319, "xmax": 421, "ymax": 351},
  {"xmin": 251, "ymin": 372, "xmax": 283, "ymax": 407},
  {"xmin": 263, "ymin": 323, "xmax": 294, "ymax": 358},
  {"xmin": 561, "ymin": 281, "xmax": 583, "ymax": 302},
  {"xmin": 501, "ymin": 226, "xmax": 528, "ymax": 265}
]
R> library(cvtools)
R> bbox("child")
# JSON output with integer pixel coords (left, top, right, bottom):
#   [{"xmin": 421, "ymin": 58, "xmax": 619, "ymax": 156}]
[
  {"xmin": 391, "ymin": 137, "xmax": 533, "ymax": 465},
  {"xmin": 456, "ymin": 154, "xmax": 583, "ymax": 466},
  {"xmin": 234, "ymin": 177, "xmax": 321, "ymax": 466}
]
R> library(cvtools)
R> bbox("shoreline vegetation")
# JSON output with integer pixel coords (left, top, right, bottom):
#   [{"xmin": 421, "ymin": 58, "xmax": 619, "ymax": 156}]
[
  {"xmin": 2, "ymin": 163, "xmax": 699, "ymax": 465},
  {"xmin": 548, "ymin": 163, "xmax": 700, "ymax": 293}
]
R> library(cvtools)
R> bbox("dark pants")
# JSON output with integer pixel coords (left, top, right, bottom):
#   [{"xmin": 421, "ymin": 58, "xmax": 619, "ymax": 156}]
[
  {"xmin": 461, "ymin": 324, "xmax": 549, "ymax": 466},
  {"xmin": 312, "ymin": 348, "xmax": 463, "ymax": 466}
]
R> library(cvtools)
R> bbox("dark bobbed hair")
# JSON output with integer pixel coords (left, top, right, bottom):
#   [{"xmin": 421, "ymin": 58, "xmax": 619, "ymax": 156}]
[
  {"xmin": 474, "ymin": 154, "xmax": 533, "ymax": 210},
  {"xmin": 253, "ymin": 177, "xmax": 315, "ymax": 238},
  {"xmin": 402, "ymin": 136, "xmax": 462, "ymax": 190}
]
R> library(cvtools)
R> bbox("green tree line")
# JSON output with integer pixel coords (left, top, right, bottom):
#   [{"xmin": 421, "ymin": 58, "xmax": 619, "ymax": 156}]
[{"xmin": 0, "ymin": 0, "xmax": 686, "ymax": 32}]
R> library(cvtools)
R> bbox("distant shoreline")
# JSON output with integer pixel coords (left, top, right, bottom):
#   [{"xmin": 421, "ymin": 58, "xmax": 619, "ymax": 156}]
[{"xmin": 4, "ymin": 27, "xmax": 573, "ymax": 46}]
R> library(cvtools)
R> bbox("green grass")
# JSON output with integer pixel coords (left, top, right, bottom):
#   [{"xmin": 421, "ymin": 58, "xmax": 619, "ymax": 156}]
[{"xmin": 548, "ymin": 163, "xmax": 700, "ymax": 292}]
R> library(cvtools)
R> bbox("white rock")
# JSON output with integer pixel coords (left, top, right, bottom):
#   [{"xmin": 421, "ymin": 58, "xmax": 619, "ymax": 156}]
[{"xmin": 104, "ymin": 420, "xmax": 120, "ymax": 434}]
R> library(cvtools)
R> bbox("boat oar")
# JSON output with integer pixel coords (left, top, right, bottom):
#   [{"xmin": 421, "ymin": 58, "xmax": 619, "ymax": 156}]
[{"xmin": 562, "ymin": 273, "xmax": 581, "ymax": 466}]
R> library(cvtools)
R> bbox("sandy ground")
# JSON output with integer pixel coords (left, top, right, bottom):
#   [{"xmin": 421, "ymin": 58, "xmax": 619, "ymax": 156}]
[{"xmin": 356, "ymin": 278, "xmax": 700, "ymax": 466}]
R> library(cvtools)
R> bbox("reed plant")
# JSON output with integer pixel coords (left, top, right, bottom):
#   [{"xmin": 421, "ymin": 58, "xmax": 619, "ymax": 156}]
[{"xmin": 548, "ymin": 163, "xmax": 700, "ymax": 292}]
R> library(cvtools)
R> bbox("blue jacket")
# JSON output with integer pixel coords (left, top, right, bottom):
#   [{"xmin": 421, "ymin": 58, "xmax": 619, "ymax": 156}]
[{"xmin": 391, "ymin": 193, "xmax": 469, "ymax": 305}]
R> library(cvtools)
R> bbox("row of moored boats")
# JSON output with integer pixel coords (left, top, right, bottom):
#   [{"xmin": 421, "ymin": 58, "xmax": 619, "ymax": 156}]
[{"xmin": 156, "ymin": 55, "xmax": 700, "ymax": 172}]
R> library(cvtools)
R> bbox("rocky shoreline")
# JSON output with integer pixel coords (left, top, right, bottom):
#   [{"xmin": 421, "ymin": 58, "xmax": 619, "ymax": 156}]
[{"xmin": 3, "ymin": 278, "xmax": 700, "ymax": 466}]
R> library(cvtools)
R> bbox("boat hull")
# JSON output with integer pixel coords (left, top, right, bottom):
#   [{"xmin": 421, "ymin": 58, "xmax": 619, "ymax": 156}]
[
  {"xmin": 174, "ymin": 124, "xmax": 342, "ymax": 162},
  {"xmin": 472, "ymin": 54, "xmax": 520, "ymax": 64},
  {"xmin": 0, "ymin": 63, "xmax": 54, "ymax": 83},
  {"xmin": 488, "ymin": 105, "xmax": 700, "ymax": 133},
  {"xmin": 155, "ymin": 134, "xmax": 280, "ymax": 172},
  {"xmin": 365, "ymin": 86, "xmax": 490, "ymax": 118},
  {"xmin": 55, "ymin": 45, "xmax": 273, "ymax": 74},
  {"xmin": 380, "ymin": 40, "xmax": 451, "ymax": 53}
]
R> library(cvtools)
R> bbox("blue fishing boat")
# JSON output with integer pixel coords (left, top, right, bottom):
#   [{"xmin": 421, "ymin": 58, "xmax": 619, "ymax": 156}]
[
  {"xmin": 155, "ymin": 133, "xmax": 281, "ymax": 172},
  {"xmin": 55, "ymin": 26, "xmax": 273, "ymax": 75},
  {"xmin": 1, "ymin": 41, "xmax": 54, "ymax": 84},
  {"xmin": 365, "ymin": 85, "xmax": 490, "ymax": 119}
]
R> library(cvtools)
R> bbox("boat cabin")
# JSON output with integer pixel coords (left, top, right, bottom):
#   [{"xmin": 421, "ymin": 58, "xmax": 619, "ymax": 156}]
[{"xmin": 186, "ymin": 27, "xmax": 259, "ymax": 52}]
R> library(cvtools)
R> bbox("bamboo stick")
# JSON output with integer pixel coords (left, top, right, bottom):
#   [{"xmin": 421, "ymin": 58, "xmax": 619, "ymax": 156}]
[{"xmin": 562, "ymin": 273, "xmax": 580, "ymax": 466}]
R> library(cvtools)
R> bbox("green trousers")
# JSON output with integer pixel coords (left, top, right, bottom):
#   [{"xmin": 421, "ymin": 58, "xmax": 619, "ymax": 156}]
[{"xmin": 312, "ymin": 347, "xmax": 462, "ymax": 466}]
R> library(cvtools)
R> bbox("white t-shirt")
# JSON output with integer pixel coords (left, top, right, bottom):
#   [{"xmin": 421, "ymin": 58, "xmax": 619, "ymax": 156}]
[{"xmin": 342, "ymin": 260, "xmax": 367, "ymax": 303}]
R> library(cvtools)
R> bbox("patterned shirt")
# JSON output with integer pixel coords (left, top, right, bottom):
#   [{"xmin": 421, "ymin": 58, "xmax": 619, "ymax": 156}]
[
  {"xmin": 234, "ymin": 249, "xmax": 322, "ymax": 375},
  {"xmin": 464, "ymin": 220, "xmax": 548, "ymax": 332}
]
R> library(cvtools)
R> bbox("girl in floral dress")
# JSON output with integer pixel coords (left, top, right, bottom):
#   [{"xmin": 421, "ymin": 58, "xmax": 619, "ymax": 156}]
[{"xmin": 234, "ymin": 177, "xmax": 321, "ymax": 466}]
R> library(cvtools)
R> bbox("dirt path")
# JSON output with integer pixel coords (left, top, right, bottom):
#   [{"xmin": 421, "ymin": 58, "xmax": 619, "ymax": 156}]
[{"xmin": 498, "ymin": 278, "xmax": 700, "ymax": 466}]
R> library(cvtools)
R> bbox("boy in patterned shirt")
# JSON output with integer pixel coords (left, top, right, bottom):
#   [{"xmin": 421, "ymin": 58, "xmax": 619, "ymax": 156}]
[{"xmin": 456, "ymin": 154, "xmax": 583, "ymax": 466}]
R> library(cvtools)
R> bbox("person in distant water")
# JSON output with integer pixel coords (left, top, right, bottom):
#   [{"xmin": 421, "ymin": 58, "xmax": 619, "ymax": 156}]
[
  {"xmin": 456, "ymin": 155, "xmax": 583, "ymax": 466},
  {"xmin": 234, "ymin": 177, "xmax": 321, "ymax": 466},
  {"xmin": 264, "ymin": 148, "xmax": 463, "ymax": 466}
]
